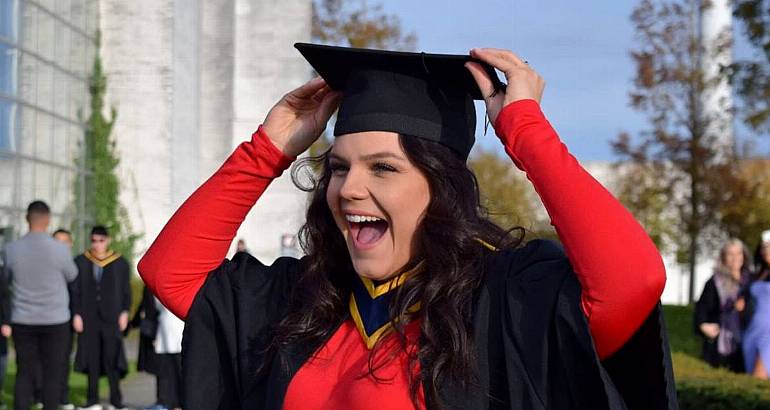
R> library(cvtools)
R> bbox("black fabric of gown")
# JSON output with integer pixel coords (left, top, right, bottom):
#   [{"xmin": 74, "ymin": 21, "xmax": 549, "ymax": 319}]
[
  {"xmin": 131, "ymin": 286, "xmax": 160, "ymax": 375},
  {"xmin": 182, "ymin": 239, "xmax": 678, "ymax": 409},
  {"xmin": 71, "ymin": 254, "xmax": 130, "ymax": 378}
]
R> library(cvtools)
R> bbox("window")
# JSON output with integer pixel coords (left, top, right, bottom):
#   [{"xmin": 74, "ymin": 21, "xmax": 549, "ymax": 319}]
[
  {"xmin": 0, "ymin": 0, "xmax": 18, "ymax": 42},
  {"xmin": 0, "ymin": 41, "xmax": 17, "ymax": 95},
  {"xmin": 36, "ymin": 59, "xmax": 53, "ymax": 111},
  {"xmin": 0, "ymin": 42, "xmax": 17, "ymax": 95},
  {"xmin": 54, "ymin": 19, "xmax": 70, "ymax": 70},
  {"xmin": 0, "ymin": 98, "xmax": 17, "ymax": 151},
  {"xmin": 34, "ymin": 111, "xmax": 52, "ymax": 161},
  {"xmin": 36, "ymin": 9, "xmax": 54, "ymax": 63},
  {"xmin": 0, "ymin": 156, "xmax": 16, "ymax": 206},
  {"xmin": 21, "ymin": 2, "xmax": 37, "ymax": 53}
]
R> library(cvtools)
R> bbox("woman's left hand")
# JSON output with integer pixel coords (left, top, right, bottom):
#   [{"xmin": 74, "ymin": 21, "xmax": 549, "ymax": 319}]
[
  {"xmin": 465, "ymin": 48, "xmax": 545, "ymax": 125},
  {"xmin": 735, "ymin": 297, "xmax": 746, "ymax": 313}
]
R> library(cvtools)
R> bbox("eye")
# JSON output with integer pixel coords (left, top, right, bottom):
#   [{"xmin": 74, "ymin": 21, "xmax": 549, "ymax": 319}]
[
  {"xmin": 372, "ymin": 161, "xmax": 398, "ymax": 175},
  {"xmin": 329, "ymin": 161, "xmax": 349, "ymax": 176}
]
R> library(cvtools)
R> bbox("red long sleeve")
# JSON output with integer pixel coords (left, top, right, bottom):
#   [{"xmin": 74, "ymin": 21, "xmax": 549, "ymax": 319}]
[
  {"xmin": 494, "ymin": 99, "xmax": 666, "ymax": 358},
  {"xmin": 137, "ymin": 127, "xmax": 294, "ymax": 319}
]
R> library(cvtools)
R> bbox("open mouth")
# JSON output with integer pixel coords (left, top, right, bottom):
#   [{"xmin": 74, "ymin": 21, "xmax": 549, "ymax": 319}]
[{"xmin": 346, "ymin": 214, "xmax": 389, "ymax": 249}]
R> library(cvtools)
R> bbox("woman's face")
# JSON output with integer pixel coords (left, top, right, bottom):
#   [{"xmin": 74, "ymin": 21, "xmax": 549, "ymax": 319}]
[
  {"xmin": 326, "ymin": 131, "xmax": 431, "ymax": 281},
  {"xmin": 723, "ymin": 243, "xmax": 744, "ymax": 272}
]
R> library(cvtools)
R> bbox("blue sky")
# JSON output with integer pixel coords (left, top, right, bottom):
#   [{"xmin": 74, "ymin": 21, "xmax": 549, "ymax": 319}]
[{"xmin": 382, "ymin": 0, "xmax": 755, "ymax": 161}]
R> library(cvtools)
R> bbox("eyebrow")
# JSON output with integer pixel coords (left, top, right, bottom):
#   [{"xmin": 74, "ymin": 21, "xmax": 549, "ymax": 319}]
[{"xmin": 329, "ymin": 152, "xmax": 407, "ymax": 162}]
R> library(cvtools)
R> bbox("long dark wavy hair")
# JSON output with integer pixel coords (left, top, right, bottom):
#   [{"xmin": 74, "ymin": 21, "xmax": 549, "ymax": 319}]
[{"xmin": 266, "ymin": 134, "xmax": 524, "ymax": 409}]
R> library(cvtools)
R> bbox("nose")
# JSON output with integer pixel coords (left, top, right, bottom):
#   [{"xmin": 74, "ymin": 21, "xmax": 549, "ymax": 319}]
[{"xmin": 338, "ymin": 167, "xmax": 369, "ymax": 201}]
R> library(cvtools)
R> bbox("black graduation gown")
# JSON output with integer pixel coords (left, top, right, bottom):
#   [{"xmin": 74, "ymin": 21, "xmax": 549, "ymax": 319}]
[
  {"xmin": 130, "ymin": 286, "xmax": 160, "ymax": 374},
  {"xmin": 71, "ymin": 252, "xmax": 131, "ymax": 377},
  {"xmin": 182, "ymin": 239, "xmax": 678, "ymax": 409}
]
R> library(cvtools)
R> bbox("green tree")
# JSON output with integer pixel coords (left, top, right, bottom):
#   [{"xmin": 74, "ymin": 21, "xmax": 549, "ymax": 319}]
[
  {"xmin": 74, "ymin": 51, "xmax": 140, "ymax": 262},
  {"xmin": 732, "ymin": 0, "xmax": 770, "ymax": 133},
  {"xmin": 469, "ymin": 150, "xmax": 550, "ymax": 237},
  {"xmin": 718, "ymin": 159, "xmax": 770, "ymax": 251},
  {"xmin": 611, "ymin": 154, "xmax": 678, "ymax": 250},
  {"xmin": 613, "ymin": 0, "xmax": 734, "ymax": 302}
]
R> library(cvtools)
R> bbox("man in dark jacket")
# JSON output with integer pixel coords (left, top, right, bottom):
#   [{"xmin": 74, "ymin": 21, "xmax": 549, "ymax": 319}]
[{"xmin": 71, "ymin": 226, "xmax": 130, "ymax": 410}]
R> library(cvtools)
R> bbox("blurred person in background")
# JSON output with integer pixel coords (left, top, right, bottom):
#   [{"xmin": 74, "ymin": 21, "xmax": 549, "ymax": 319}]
[
  {"xmin": 153, "ymin": 297, "xmax": 185, "ymax": 410},
  {"xmin": 53, "ymin": 229, "xmax": 74, "ymax": 248},
  {"xmin": 235, "ymin": 238, "xmax": 249, "ymax": 254},
  {"xmin": 52, "ymin": 228, "xmax": 76, "ymax": 410},
  {"xmin": 131, "ymin": 284, "xmax": 183, "ymax": 410},
  {"xmin": 71, "ymin": 226, "xmax": 131, "ymax": 410},
  {"xmin": 742, "ymin": 230, "xmax": 770, "ymax": 378},
  {"xmin": 131, "ymin": 286, "xmax": 161, "ymax": 410},
  {"xmin": 695, "ymin": 238, "xmax": 752, "ymax": 372},
  {"xmin": 1, "ymin": 201, "xmax": 78, "ymax": 410},
  {"xmin": 0, "ymin": 240, "xmax": 9, "ymax": 410}
]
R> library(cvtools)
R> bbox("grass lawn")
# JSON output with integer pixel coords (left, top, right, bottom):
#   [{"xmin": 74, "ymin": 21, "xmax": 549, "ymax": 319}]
[
  {"xmin": 0, "ymin": 359, "xmax": 137, "ymax": 408},
  {"xmin": 662, "ymin": 304, "xmax": 701, "ymax": 357}
]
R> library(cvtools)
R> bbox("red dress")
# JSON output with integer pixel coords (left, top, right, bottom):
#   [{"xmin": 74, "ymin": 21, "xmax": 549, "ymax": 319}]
[{"xmin": 138, "ymin": 99, "xmax": 666, "ymax": 409}]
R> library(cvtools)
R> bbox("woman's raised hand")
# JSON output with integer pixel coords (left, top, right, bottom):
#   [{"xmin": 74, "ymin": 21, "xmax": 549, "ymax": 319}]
[
  {"xmin": 465, "ymin": 48, "xmax": 545, "ymax": 125},
  {"xmin": 263, "ymin": 77, "xmax": 342, "ymax": 157}
]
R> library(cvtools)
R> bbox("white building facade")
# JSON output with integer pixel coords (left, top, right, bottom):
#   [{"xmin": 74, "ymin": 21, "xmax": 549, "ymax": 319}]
[{"xmin": 99, "ymin": 0, "xmax": 312, "ymax": 263}]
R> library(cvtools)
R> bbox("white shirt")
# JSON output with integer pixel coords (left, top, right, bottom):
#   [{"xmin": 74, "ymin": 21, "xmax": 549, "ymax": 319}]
[{"xmin": 154, "ymin": 297, "xmax": 185, "ymax": 354}]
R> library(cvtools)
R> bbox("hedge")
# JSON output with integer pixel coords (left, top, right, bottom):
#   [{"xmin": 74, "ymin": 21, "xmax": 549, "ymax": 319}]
[
  {"xmin": 674, "ymin": 352, "xmax": 770, "ymax": 409},
  {"xmin": 662, "ymin": 305, "xmax": 770, "ymax": 409}
]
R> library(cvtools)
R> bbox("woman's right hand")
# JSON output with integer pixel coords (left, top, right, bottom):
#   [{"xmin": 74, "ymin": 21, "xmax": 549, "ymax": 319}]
[
  {"xmin": 700, "ymin": 322, "xmax": 720, "ymax": 339},
  {"xmin": 263, "ymin": 77, "xmax": 342, "ymax": 157}
]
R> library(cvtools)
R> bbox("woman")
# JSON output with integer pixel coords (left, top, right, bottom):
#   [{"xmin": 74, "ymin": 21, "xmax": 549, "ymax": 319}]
[
  {"xmin": 139, "ymin": 44, "xmax": 674, "ymax": 409},
  {"xmin": 153, "ymin": 298, "xmax": 185, "ymax": 410},
  {"xmin": 743, "ymin": 230, "xmax": 770, "ymax": 378},
  {"xmin": 131, "ymin": 286, "xmax": 165, "ymax": 410},
  {"xmin": 132, "ymin": 286, "xmax": 184, "ymax": 410},
  {"xmin": 694, "ymin": 239, "xmax": 751, "ymax": 372}
]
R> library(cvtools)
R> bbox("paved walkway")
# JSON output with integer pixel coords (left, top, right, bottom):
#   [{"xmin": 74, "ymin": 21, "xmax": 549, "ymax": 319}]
[
  {"xmin": 121, "ymin": 371, "xmax": 155, "ymax": 409},
  {"xmin": 118, "ymin": 337, "xmax": 156, "ymax": 409}
]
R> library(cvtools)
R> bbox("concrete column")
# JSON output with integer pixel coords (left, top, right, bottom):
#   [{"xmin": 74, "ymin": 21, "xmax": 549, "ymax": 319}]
[
  {"xmin": 230, "ymin": 0, "xmax": 312, "ymax": 262},
  {"xmin": 700, "ymin": 0, "xmax": 734, "ymax": 156}
]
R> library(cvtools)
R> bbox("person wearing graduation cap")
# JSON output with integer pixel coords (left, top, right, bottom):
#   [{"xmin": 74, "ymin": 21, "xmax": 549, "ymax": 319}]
[{"xmin": 138, "ymin": 43, "xmax": 677, "ymax": 409}]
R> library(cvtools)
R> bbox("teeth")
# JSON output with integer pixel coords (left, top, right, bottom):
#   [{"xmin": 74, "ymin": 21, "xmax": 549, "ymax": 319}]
[{"xmin": 345, "ymin": 214, "xmax": 382, "ymax": 223}]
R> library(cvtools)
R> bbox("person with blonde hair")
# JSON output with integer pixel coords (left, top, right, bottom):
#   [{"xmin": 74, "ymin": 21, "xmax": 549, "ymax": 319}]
[{"xmin": 695, "ymin": 238, "xmax": 752, "ymax": 372}]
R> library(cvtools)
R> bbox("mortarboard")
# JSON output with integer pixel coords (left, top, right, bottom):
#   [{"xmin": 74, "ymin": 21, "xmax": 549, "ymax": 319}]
[{"xmin": 294, "ymin": 43, "xmax": 505, "ymax": 160}]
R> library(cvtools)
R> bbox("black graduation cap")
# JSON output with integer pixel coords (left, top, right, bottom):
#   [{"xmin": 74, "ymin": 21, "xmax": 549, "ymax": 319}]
[{"xmin": 294, "ymin": 43, "xmax": 506, "ymax": 160}]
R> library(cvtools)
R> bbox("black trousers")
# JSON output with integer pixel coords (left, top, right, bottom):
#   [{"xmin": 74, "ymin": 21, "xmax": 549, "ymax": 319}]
[
  {"xmin": 12, "ymin": 322, "xmax": 70, "ymax": 410},
  {"xmin": 157, "ymin": 353, "xmax": 182, "ymax": 408},
  {"xmin": 61, "ymin": 326, "xmax": 73, "ymax": 403},
  {"xmin": 86, "ymin": 324, "xmax": 123, "ymax": 407}
]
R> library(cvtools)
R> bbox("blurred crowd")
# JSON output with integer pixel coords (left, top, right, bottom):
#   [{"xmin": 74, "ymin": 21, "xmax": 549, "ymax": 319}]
[
  {"xmin": 695, "ymin": 230, "xmax": 770, "ymax": 378},
  {"xmin": 0, "ymin": 201, "xmax": 184, "ymax": 410}
]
